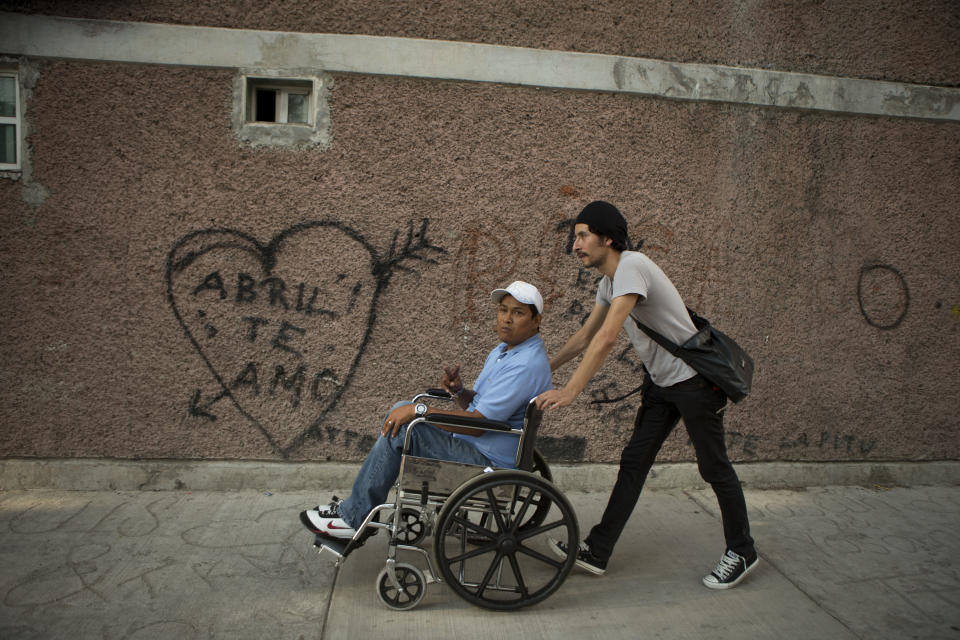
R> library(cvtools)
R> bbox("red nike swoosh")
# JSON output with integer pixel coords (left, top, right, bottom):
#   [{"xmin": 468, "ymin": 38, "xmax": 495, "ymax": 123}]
[{"xmin": 326, "ymin": 523, "xmax": 352, "ymax": 530}]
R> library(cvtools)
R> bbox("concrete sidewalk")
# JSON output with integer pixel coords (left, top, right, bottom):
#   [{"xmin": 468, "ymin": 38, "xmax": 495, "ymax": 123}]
[{"xmin": 0, "ymin": 485, "xmax": 957, "ymax": 639}]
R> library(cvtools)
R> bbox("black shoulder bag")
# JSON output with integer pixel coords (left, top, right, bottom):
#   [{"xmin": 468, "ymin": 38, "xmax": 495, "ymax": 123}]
[{"xmin": 632, "ymin": 309, "xmax": 754, "ymax": 403}]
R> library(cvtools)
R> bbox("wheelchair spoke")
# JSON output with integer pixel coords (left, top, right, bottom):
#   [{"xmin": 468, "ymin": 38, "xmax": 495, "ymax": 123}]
[
  {"xmin": 515, "ymin": 543, "xmax": 563, "ymax": 569},
  {"xmin": 449, "ymin": 513, "xmax": 497, "ymax": 541},
  {"xmin": 516, "ymin": 517, "xmax": 565, "ymax": 542},
  {"xmin": 506, "ymin": 552, "xmax": 530, "ymax": 599},
  {"xmin": 475, "ymin": 550, "xmax": 505, "ymax": 597},
  {"xmin": 486, "ymin": 488, "xmax": 508, "ymax": 531},
  {"xmin": 519, "ymin": 485, "xmax": 545, "ymax": 506},
  {"xmin": 509, "ymin": 488, "xmax": 537, "ymax": 532},
  {"xmin": 447, "ymin": 543, "xmax": 498, "ymax": 564},
  {"xmin": 525, "ymin": 495, "xmax": 545, "ymax": 510}
]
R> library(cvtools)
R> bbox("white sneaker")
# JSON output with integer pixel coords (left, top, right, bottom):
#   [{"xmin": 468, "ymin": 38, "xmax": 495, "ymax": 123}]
[{"xmin": 299, "ymin": 501, "xmax": 356, "ymax": 540}]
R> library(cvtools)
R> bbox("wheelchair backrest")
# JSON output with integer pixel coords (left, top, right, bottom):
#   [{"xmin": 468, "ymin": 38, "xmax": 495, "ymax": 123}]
[{"xmin": 514, "ymin": 399, "xmax": 543, "ymax": 472}]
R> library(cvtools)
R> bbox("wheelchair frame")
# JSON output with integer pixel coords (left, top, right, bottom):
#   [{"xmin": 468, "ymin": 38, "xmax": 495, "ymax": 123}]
[{"xmin": 311, "ymin": 390, "xmax": 579, "ymax": 611}]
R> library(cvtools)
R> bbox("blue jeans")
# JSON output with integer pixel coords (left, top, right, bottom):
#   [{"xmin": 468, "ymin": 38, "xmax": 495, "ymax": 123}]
[{"xmin": 337, "ymin": 402, "xmax": 493, "ymax": 529}]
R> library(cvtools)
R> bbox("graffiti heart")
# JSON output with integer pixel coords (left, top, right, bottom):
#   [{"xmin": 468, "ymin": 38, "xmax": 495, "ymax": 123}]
[{"xmin": 165, "ymin": 220, "xmax": 445, "ymax": 457}]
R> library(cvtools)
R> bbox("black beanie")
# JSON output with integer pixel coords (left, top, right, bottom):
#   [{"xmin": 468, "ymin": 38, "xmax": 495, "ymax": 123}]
[{"xmin": 575, "ymin": 201, "xmax": 628, "ymax": 248}]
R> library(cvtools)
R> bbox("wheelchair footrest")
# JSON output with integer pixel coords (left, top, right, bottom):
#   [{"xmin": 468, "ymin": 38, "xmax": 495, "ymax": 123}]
[
  {"xmin": 313, "ymin": 526, "xmax": 380, "ymax": 559},
  {"xmin": 313, "ymin": 533, "xmax": 352, "ymax": 558}
]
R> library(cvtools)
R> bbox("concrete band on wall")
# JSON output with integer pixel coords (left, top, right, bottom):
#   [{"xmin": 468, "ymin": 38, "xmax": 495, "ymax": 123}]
[{"xmin": 1, "ymin": 12, "xmax": 958, "ymax": 122}]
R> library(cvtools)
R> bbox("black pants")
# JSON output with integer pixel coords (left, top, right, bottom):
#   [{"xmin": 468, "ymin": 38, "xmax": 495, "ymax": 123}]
[{"xmin": 585, "ymin": 374, "xmax": 755, "ymax": 560}]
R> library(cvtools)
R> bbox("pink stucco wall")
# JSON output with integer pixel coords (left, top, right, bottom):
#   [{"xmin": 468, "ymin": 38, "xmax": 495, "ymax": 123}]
[
  {"xmin": 1, "ymin": 0, "xmax": 957, "ymax": 84},
  {"xmin": 0, "ymin": 4, "xmax": 958, "ymax": 465}
]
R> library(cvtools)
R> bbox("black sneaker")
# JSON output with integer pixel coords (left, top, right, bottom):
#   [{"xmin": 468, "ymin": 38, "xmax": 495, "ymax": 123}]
[
  {"xmin": 548, "ymin": 537, "xmax": 607, "ymax": 575},
  {"xmin": 702, "ymin": 549, "xmax": 759, "ymax": 589}
]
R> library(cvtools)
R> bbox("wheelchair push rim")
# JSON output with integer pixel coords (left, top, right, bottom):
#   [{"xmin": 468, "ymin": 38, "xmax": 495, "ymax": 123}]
[{"xmin": 433, "ymin": 470, "xmax": 578, "ymax": 611}]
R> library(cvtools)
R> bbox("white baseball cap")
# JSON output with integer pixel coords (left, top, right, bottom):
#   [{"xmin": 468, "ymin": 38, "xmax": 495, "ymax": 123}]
[{"xmin": 490, "ymin": 281, "xmax": 544, "ymax": 314}]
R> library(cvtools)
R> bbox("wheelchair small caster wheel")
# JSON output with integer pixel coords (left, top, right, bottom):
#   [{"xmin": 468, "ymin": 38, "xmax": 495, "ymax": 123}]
[
  {"xmin": 396, "ymin": 508, "xmax": 427, "ymax": 545},
  {"xmin": 376, "ymin": 563, "xmax": 426, "ymax": 610}
]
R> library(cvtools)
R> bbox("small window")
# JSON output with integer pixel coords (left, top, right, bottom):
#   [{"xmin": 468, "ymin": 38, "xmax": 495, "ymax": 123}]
[
  {"xmin": 246, "ymin": 78, "xmax": 313, "ymax": 125},
  {"xmin": 0, "ymin": 71, "xmax": 20, "ymax": 171},
  {"xmin": 234, "ymin": 71, "xmax": 329, "ymax": 150}
]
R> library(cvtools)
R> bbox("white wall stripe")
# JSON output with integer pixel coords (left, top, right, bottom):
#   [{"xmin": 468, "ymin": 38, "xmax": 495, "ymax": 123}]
[{"xmin": 1, "ymin": 12, "xmax": 958, "ymax": 121}]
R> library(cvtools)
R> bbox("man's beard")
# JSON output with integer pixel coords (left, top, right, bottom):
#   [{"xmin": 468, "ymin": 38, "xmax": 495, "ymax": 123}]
[{"xmin": 579, "ymin": 252, "xmax": 603, "ymax": 269}]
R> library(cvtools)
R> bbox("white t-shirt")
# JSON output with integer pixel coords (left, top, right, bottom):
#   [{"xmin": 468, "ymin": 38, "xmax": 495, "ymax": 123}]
[{"xmin": 595, "ymin": 251, "xmax": 699, "ymax": 387}]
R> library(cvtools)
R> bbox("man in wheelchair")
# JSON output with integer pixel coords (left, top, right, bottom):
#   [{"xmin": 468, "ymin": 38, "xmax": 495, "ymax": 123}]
[{"xmin": 300, "ymin": 280, "xmax": 553, "ymax": 543}]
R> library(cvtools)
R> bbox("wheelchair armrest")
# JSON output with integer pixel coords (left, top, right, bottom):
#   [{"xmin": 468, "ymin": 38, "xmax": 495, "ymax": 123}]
[
  {"xmin": 412, "ymin": 389, "xmax": 453, "ymax": 403},
  {"xmin": 402, "ymin": 415, "xmax": 516, "ymax": 454},
  {"xmin": 422, "ymin": 414, "xmax": 514, "ymax": 432}
]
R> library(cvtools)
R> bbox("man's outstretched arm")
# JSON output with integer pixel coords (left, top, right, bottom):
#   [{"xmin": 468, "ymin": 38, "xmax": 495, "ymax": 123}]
[
  {"xmin": 537, "ymin": 294, "xmax": 639, "ymax": 410},
  {"xmin": 547, "ymin": 302, "xmax": 609, "ymax": 371}
]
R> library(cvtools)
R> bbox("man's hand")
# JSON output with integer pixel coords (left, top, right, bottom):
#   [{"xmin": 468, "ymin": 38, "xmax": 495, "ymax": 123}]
[
  {"xmin": 382, "ymin": 404, "xmax": 416, "ymax": 437},
  {"xmin": 442, "ymin": 364, "xmax": 463, "ymax": 395},
  {"xmin": 535, "ymin": 387, "xmax": 577, "ymax": 411}
]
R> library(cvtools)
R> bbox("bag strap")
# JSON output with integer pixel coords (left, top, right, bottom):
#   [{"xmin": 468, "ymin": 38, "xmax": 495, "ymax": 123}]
[
  {"xmin": 631, "ymin": 317, "xmax": 683, "ymax": 356},
  {"xmin": 631, "ymin": 307, "xmax": 702, "ymax": 358},
  {"xmin": 589, "ymin": 381, "xmax": 645, "ymax": 405}
]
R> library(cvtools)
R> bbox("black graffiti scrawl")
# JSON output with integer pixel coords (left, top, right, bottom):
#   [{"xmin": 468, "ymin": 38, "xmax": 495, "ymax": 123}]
[{"xmin": 166, "ymin": 220, "xmax": 445, "ymax": 457}]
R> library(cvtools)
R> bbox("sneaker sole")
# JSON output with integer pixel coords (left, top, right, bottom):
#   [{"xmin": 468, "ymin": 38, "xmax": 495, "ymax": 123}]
[
  {"xmin": 548, "ymin": 538, "xmax": 606, "ymax": 576},
  {"xmin": 575, "ymin": 558, "xmax": 607, "ymax": 576},
  {"xmin": 299, "ymin": 510, "xmax": 322, "ymax": 534},
  {"xmin": 702, "ymin": 557, "xmax": 759, "ymax": 590}
]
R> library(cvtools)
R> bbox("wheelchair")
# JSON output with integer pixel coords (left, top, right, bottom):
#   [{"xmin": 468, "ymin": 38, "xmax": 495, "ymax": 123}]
[{"xmin": 310, "ymin": 389, "xmax": 580, "ymax": 611}]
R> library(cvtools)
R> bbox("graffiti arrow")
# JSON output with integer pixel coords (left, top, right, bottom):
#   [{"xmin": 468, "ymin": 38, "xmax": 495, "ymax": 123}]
[{"xmin": 188, "ymin": 388, "xmax": 229, "ymax": 422}]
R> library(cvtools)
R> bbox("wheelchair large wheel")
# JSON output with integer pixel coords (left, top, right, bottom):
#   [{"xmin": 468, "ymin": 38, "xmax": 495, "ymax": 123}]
[
  {"xmin": 434, "ymin": 470, "xmax": 578, "ymax": 611},
  {"xmin": 375, "ymin": 562, "xmax": 426, "ymax": 611}
]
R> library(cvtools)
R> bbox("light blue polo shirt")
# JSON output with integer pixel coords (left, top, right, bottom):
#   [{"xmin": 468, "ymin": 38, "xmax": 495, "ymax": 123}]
[{"xmin": 453, "ymin": 333, "xmax": 553, "ymax": 468}]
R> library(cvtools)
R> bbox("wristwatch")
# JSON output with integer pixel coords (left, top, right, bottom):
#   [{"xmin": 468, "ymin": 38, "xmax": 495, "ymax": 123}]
[{"xmin": 414, "ymin": 402, "xmax": 428, "ymax": 418}]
